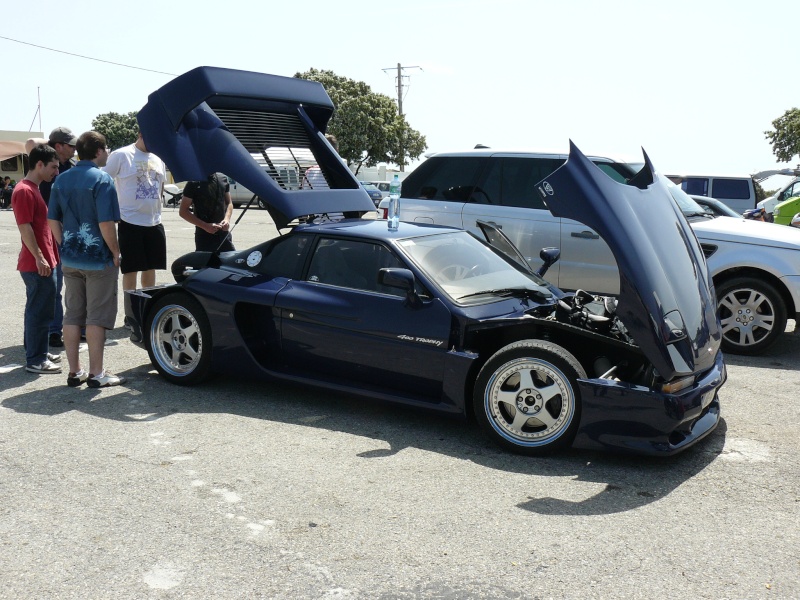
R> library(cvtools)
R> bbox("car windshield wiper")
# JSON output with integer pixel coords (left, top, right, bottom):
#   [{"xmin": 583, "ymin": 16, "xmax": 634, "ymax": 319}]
[{"xmin": 458, "ymin": 287, "xmax": 551, "ymax": 301}]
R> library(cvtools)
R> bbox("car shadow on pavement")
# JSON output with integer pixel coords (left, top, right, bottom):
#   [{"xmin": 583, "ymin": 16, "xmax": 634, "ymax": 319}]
[
  {"xmin": 1, "ymin": 365, "xmax": 727, "ymax": 517},
  {"xmin": 722, "ymin": 328, "xmax": 800, "ymax": 371}
]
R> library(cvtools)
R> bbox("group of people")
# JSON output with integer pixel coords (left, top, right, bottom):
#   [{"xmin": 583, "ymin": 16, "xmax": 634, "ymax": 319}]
[{"xmin": 11, "ymin": 125, "xmax": 235, "ymax": 388}]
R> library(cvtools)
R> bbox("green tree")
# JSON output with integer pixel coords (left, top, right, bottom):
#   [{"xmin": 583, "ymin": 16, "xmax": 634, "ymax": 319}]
[
  {"xmin": 294, "ymin": 69, "xmax": 427, "ymax": 174},
  {"xmin": 91, "ymin": 111, "xmax": 139, "ymax": 151},
  {"xmin": 765, "ymin": 108, "xmax": 800, "ymax": 163}
]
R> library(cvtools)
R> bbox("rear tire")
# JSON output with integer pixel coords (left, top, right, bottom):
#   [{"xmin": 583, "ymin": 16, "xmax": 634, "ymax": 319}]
[{"xmin": 473, "ymin": 340, "xmax": 585, "ymax": 455}]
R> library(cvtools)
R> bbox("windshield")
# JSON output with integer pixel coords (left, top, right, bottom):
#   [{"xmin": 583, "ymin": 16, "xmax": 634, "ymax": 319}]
[
  {"xmin": 398, "ymin": 231, "xmax": 552, "ymax": 303},
  {"xmin": 360, "ymin": 183, "xmax": 380, "ymax": 191}
]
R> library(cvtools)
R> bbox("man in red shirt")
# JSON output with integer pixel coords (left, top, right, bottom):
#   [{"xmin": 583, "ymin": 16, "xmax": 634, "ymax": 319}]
[{"xmin": 12, "ymin": 144, "xmax": 62, "ymax": 374}]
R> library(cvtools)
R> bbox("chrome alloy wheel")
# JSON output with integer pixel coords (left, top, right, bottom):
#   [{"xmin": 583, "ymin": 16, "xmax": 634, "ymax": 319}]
[
  {"xmin": 718, "ymin": 287, "xmax": 776, "ymax": 348},
  {"xmin": 150, "ymin": 304, "xmax": 204, "ymax": 377},
  {"xmin": 484, "ymin": 357, "xmax": 575, "ymax": 447}
]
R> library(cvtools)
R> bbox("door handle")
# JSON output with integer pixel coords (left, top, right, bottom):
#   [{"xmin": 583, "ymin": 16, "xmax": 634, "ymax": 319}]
[{"xmin": 571, "ymin": 230, "xmax": 599, "ymax": 240}]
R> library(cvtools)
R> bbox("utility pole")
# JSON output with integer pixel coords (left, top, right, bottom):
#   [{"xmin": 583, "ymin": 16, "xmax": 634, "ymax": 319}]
[{"xmin": 382, "ymin": 63, "xmax": 421, "ymax": 170}]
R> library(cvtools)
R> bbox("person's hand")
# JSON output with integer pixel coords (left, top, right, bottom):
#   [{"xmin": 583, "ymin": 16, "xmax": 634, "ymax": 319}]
[
  {"xmin": 219, "ymin": 220, "xmax": 229, "ymax": 231},
  {"xmin": 113, "ymin": 254, "xmax": 121, "ymax": 268},
  {"xmin": 204, "ymin": 223, "xmax": 220, "ymax": 234},
  {"xmin": 36, "ymin": 256, "xmax": 52, "ymax": 277}
]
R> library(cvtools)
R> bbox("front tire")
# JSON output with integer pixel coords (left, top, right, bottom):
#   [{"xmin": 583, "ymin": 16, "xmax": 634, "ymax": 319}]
[
  {"xmin": 145, "ymin": 293, "xmax": 212, "ymax": 385},
  {"xmin": 716, "ymin": 277, "xmax": 787, "ymax": 355},
  {"xmin": 473, "ymin": 340, "xmax": 585, "ymax": 455}
]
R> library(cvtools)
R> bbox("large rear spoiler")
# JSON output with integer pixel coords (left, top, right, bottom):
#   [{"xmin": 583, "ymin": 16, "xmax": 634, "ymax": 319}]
[{"xmin": 137, "ymin": 66, "xmax": 374, "ymax": 228}]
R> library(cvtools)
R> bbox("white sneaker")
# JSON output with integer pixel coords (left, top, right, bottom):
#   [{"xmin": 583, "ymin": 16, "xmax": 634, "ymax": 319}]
[
  {"xmin": 47, "ymin": 352, "xmax": 62, "ymax": 363},
  {"xmin": 87, "ymin": 370, "xmax": 127, "ymax": 388},
  {"xmin": 26, "ymin": 360, "xmax": 62, "ymax": 374}
]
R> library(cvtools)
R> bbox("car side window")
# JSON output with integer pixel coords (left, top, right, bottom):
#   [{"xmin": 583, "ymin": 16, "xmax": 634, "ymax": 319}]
[
  {"xmin": 307, "ymin": 238, "xmax": 407, "ymax": 296},
  {"xmin": 401, "ymin": 156, "xmax": 487, "ymax": 201},
  {"xmin": 256, "ymin": 233, "xmax": 312, "ymax": 278},
  {"xmin": 501, "ymin": 158, "xmax": 562, "ymax": 209}
]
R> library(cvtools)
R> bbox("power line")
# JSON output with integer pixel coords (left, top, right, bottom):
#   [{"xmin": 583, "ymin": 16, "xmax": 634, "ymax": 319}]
[{"xmin": 0, "ymin": 35, "xmax": 176, "ymax": 76}]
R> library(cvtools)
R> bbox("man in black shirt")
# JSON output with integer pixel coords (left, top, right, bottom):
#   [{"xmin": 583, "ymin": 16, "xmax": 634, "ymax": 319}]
[{"xmin": 178, "ymin": 173, "xmax": 235, "ymax": 252}]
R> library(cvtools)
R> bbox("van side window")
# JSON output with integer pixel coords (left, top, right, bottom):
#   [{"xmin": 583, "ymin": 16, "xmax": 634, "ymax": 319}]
[
  {"xmin": 711, "ymin": 179, "xmax": 750, "ymax": 200},
  {"xmin": 401, "ymin": 156, "xmax": 487, "ymax": 201},
  {"xmin": 680, "ymin": 177, "xmax": 710, "ymax": 196}
]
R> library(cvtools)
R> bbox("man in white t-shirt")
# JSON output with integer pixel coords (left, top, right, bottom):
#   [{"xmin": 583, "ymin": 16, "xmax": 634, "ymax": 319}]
[{"xmin": 103, "ymin": 132, "xmax": 166, "ymax": 299}]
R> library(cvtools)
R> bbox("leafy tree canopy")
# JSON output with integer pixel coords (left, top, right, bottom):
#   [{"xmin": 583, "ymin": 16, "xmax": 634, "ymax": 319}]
[
  {"xmin": 294, "ymin": 69, "xmax": 427, "ymax": 174},
  {"xmin": 91, "ymin": 111, "xmax": 138, "ymax": 151},
  {"xmin": 765, "ymin": 108, "xmax": 800, "ymax": 163}
]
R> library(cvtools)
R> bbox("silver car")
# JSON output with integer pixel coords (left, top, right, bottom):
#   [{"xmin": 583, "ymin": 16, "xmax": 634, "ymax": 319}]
[{"xmin": 381, "ymin": 149, "xmax": 800, "ymax": 355}]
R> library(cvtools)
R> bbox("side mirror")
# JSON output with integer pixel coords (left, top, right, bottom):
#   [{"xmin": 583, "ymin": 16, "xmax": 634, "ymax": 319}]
[
  {"xmin": 535, "ymin": 247, "xmax": 561, "ymax": 278},
  {"xmin": 378, "ymin": 268, "xmax": 421, "ymax": 307}
]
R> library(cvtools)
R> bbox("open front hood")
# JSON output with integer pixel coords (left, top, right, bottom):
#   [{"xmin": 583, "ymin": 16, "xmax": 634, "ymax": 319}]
[
  {"xmin": 540, "ymin": 143, "xmax": 721, "ymax": 381},
  {"xmin": 137, "ymin": 67, "xmax": 375, "ymax": 228}
]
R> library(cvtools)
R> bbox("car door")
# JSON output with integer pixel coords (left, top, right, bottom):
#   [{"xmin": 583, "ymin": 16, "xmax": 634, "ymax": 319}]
[{"xmin": 275, "ymin": 237, "xmax": 452, "ymax": 401}]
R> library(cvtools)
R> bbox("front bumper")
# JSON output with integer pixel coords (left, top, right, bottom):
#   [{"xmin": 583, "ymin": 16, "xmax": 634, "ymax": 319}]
[{"xmin": 573, "ymin": 352, "xmax": 726, "ymax": 455}]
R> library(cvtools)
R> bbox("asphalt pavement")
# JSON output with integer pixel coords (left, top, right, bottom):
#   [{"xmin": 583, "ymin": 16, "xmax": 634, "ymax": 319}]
[{"xmin": 1, "ymin": 206, "xmax": 799, "ymax": 599}]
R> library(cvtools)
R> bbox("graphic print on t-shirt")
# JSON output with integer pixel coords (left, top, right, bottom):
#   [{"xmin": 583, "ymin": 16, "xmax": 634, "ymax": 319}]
[{"xmin": 135, "ymin": 158, "xmax": 161, "ymax": 200}]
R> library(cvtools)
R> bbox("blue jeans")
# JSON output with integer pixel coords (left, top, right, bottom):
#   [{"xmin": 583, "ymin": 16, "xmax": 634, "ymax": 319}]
[
  {"xmin": 49, "ymin": 262, "xmax": 64, "ymax": 335},
  {"xmin": 20, "ymin": 270, "xmax": 57, "ymax": 366}
]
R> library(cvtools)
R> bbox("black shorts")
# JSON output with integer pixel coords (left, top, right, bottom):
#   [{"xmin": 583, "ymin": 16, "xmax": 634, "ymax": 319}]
[
  {"xmin": 119, "ymin": 221, "xmax": 167, "ymax": 274},
  {"xmin": 195, "ymin": 228, "xmax": 235, "ymax": 253}
]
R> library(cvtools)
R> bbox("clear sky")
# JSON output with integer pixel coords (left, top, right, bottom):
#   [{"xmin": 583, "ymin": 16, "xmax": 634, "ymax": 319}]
[{"xmin": 2, "ymin": 0, "xmax": 798, "ymax": 187}]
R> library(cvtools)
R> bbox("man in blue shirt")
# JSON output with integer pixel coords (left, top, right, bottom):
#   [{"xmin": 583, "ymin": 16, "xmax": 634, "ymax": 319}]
[{"xmin": 47, "ymin": 131, "xmax": 126, "ymax": 389}]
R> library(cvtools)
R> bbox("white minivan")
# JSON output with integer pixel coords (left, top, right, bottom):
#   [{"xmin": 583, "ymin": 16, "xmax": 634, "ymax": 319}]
[{"xmin": 665, "ymin": 173, "xmax": 757, "ymax": 214}]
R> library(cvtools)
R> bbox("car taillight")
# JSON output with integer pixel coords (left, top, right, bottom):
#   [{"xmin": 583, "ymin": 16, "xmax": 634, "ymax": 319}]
[{"xmin": 378, "ymin": 207, "xmax": 388, "ymax": 219}]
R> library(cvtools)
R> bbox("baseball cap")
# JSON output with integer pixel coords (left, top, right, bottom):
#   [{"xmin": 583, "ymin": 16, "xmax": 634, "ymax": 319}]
[{"xmin": 48, "ymin": 126, "xmax": 78, "ymax": 146}]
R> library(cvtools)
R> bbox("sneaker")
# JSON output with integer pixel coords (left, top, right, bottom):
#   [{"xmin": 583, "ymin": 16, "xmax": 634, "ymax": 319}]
[
  {"xmin": 26, "ymin": 360, "xmax": 62, "ymax": 374},
  {"xmin": 67, "ymin": 369, "xmax": 89, "ymax": 387},
  {"xmin": 47, "ymin": 352, "xmax": 62, "ymax": 363},
  {"xmin": 49, "ymin": 333, "xmax": 64, "ymax": 347},
  {"xmin": 87, "ymin": 370, "xmax": 127, "ymax": 388}
]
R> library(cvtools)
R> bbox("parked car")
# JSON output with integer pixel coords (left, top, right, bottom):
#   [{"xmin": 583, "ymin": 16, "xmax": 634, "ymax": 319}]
[
  {"xmin": 369, "ymin": 180, "xmax": 392, "ymax": 199},
  {"xmin": 773, "ymin": 195, "xmax": 800, "ymax": 226},
  {"xmin": 666, "ymin": 173, "xmax": 757, "ymax": 214},
  {"xmin": 379, "ymin": 149, "xmax": 800, "ymax": 355},
  {"xmin": 690, "ymin": 194, "xmax": 741, "ymax": 218},
  {"xmin": 359, "ymin": 181, "xmax": 383, "ymax": 206},
  {"xmin": 131, "ymin": 66, "xmax": 724, "ymax": 456},
  {"xmin": 758, "ymin": 176, "xmax": 800, "ymax": 217}
]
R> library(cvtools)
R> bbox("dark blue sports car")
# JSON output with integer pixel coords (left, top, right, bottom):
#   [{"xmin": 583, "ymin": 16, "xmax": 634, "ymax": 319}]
[{"xmin": 129, "ymin": 67, "xmax": 725, "ymax": 456}]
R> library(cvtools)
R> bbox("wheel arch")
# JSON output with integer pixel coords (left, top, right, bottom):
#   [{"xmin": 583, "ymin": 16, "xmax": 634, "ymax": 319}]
[{"xmin": 712, "ymin": 266, "xmax": 796, "ymax": 316}]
